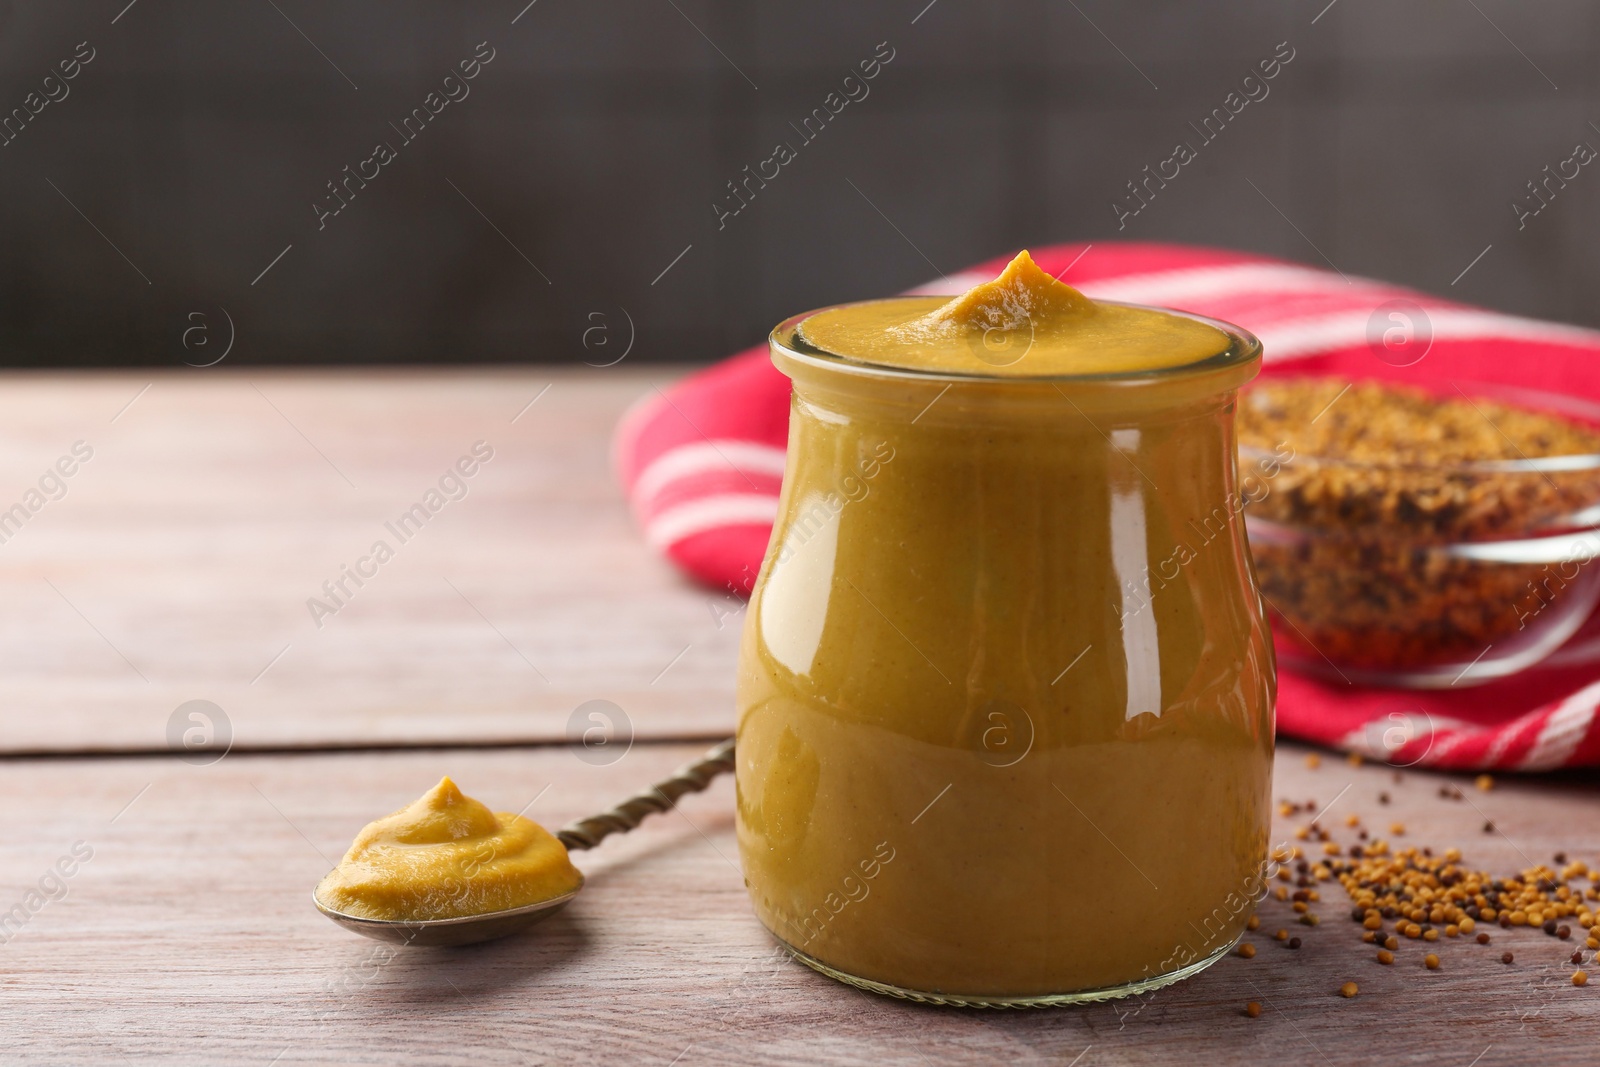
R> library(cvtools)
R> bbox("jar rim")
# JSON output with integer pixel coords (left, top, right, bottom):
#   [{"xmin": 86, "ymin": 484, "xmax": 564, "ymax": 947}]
[{"xmin": 769, "ymin": 298, "xmax": 1263, "ymax": 387}]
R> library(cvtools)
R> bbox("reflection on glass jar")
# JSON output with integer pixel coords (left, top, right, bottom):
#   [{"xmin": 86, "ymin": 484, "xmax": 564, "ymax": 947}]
[{"xmin": 736, "ymin": 299, "xmax": 1276, "ymax": 1006}]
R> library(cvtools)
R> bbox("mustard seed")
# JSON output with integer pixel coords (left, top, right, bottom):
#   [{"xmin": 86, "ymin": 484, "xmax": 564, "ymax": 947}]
[
  {"xmin": 1475, "ymin": 774, "xmax": 1494, "ymax": 792},
  {"xmin": 1238, "ymin": 943, "xmax": 1256, "ymax": 959},
  {"xmin": 1288, "ymin": 937, "xmax": 1302, "ymax": 949},
  {"xmin": 1384, "ymin": 936, "xmax": 1399, "ymax": 950},
  {"xmin": 1574, "ymin": 970, "xmax": 1589, "ymax": 987},
  {"xmin": 1424, "ymin": 953, "xmax": 1440, "ymax": 969},
  {"xmin": 1247, "ymin": 915, "xmax": 1260, "ymax": 931},
  {"xmin": 1339, "ymin": 982, "xmax": 1358, "ymax": 998},
  {"xmin": 1377, "ymin": 949, "xmax": 1394, "ymax": 964},
  {"xmin": 1306, "ymin": 754, "xmax": 1322, "ymax": 769},
  {"xmin": 1246, "ymin": 1001, "xmax": 1262, "ymax": 1017},
  {"xmin": 1476, "ymin": 933, "xmax": 1491, "ymax": 945},
  {"xmin": 1502, "ymin": 952, "xmax": 1514, "ymax": 964},
  {"xmin": 1274, "ymin": 929, "xmax": 1289, "ymax": 942}
]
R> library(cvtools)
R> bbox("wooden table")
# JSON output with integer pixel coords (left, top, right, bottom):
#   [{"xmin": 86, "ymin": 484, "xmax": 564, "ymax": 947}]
[{"xmin": 7, "ymin": 369, "xmax": 1597, "ymax": 1065}]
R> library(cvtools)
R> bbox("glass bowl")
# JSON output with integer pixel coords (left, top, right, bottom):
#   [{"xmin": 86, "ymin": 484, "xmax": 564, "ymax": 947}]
[{"xmin": 1239, "ymin": 378, "xmax": 1600, "ymax": 688}]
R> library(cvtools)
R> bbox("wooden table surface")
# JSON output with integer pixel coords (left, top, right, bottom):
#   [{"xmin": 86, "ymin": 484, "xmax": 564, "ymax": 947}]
[
  {"xmin": 0, "ymin": 368, "xmax": 739, "ymax": 754},
  {"xmin": 7, "ymin": 369, "xmax": 1598, "ymax": 1065}
]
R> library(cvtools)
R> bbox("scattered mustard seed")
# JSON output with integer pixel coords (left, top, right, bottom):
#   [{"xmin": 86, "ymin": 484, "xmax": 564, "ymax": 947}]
[
  {"xmin": 1574, "ymin": 971, "xmax": 1589, "ymax": 987},
  {"xmin": 1238, "ymin": 943, "xmax": 1256, "ymax": 959},
  {"xmin": 1339, "ymin": 982, "xmax": 1358, "ymax": 998},
  {"xmin": 1246, "ymin": 1001, "xmax": 1262, "ymax": 1017},
  {"xmin": 1306, "ymin": 754, "xmax": 1322, "ymax": 769},
  {"xmin": 1475, "ymin": 775, "xmax": 1494, "ymax": 792},
  {"xmin": 1377, "ymin": 949, "xmax": 1394, "ymax": 965},
  {"xmin": 1247, "ymin": 915, "xmax": 1260, "ymax": 931},
  {"xmin": 1425, "ymin": 954, "xmax": 1440, "ymax": 970}
]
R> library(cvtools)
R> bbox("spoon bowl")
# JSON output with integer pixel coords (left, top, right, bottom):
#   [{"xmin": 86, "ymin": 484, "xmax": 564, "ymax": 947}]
[
  {"xmin": 313, "ymin": 879, "xmax": 583, "ymax": 947},
  {"xmin": 313, "ymin": 740, "xmax": 734, "ymax": 947}
]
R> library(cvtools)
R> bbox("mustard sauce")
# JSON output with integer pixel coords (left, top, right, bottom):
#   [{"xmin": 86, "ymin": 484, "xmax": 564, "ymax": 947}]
[{"xmin": 316, "ymin": 777, "xmax": 583, "ymax": 922}]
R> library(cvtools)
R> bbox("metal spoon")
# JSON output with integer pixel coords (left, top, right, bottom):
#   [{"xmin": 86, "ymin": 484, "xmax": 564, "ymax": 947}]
[{"xmin": 313, "ymin": 739, "xmax": 736, "ymax": 947}]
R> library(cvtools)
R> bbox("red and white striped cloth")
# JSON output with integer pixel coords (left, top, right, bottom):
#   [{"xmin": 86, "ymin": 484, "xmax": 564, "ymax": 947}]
[{"xmin": 614, "ymin": 242, "xmax": 1600, "ymax": 770}]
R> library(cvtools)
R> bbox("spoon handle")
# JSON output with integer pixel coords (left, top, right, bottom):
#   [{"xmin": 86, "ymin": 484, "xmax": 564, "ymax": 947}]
[{"xmin": 555, "ymin": 739, "xmax": 736, "ymax": 852}]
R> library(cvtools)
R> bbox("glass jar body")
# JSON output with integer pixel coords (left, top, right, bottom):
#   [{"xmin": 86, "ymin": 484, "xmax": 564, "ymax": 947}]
[{"xmin": 736, "ymin": 345, "xmax": 1276, "ymax": 1006}]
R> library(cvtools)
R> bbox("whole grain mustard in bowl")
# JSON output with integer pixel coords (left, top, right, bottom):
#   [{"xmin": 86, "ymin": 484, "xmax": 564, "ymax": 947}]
[{"xmin": 1237, "ymin": 377, "xmax": 1600, "ymax": 688}]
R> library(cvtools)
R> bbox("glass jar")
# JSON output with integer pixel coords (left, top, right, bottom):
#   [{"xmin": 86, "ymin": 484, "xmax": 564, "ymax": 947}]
[{"xmin": 735, "ymin": 301, "xmax": 1276, "ymax": 1006}]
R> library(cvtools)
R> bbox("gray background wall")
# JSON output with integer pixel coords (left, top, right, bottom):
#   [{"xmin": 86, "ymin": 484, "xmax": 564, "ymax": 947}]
[{"xmin": 0, "ymin": 1, "xmax": 1593, "ymax": 366}]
